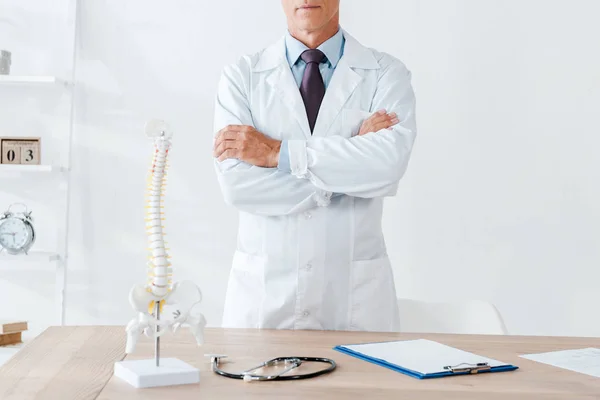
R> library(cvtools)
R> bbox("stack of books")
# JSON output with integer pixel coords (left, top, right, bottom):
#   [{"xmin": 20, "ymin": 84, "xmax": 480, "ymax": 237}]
[{"xmin": 0, "ymin": 321, "xmax": 27, "ymax": 346}]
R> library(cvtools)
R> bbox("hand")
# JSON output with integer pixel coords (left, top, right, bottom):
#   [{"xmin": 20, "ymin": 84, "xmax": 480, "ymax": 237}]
[
  {"xmin": 358, "ymin": 110, "xmax": 399, "ymax": 136},
  {"xmin": 214, "ymin": 125, "xmax": 281, "ymax": 168}
]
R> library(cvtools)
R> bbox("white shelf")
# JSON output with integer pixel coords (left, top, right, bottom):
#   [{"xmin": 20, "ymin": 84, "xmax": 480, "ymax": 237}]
[
  {"xmin": 0, "ymin": 165, "xmax": 65, "ymax": 173},
  {"xmin": 0, "ymin": 251, "xmax": 60, "ymax": 262},
  {"xmin": 0, "ymin": 75, "xmax": 70, "ymax": 87}
]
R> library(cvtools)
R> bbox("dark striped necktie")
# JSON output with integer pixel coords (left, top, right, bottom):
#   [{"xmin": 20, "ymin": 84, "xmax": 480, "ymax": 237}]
[{"xmin": 299, "ymin": 49, "xmax": 327, "ymax": 134}]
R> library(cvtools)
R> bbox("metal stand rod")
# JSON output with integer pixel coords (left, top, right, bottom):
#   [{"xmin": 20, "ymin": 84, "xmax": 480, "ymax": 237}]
[{"xmin": 155, "ymin": 301, "xmax": 160, "ymax": 367}]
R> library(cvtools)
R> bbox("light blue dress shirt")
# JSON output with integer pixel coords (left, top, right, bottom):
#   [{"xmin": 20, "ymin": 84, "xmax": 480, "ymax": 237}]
[{"xmin": 277, "ymin": 28, "xmax": 346, "ymax": 172}]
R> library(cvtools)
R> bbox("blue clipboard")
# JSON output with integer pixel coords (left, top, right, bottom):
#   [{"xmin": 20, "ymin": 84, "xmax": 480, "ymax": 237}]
[{"xmin": 333, "ymin": 340, "xmax": 519, "ymax": 380}]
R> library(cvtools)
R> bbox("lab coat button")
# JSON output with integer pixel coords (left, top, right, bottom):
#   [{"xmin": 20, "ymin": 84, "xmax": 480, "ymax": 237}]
[
  {"xmin": 302, "ymin": 310, "xmax": 310, "ymax": 317},
  {"xmin": 304, "ymin": 212, "xmax": 312, "ymax": 219},
  {"xmin": 305, "ymin": 263, "xmax": 312, "ymax": 271}
]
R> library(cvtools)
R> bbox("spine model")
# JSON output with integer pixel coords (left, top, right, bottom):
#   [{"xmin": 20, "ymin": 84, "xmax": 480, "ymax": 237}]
[
  {"xmin": 125, "ymin": 120, "xmax": 206, "ymax": 354},
  {"xmin": 146, "ymin": 136, "xmax": 171, "ymax": 302}
]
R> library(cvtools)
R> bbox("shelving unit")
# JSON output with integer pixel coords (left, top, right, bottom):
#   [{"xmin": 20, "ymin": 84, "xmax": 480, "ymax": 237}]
[{"xmin": 0, "ymin": 0, "xmax": 79, "ymax": 326}]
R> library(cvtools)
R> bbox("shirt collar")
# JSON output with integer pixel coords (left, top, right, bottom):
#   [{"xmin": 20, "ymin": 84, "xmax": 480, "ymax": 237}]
[{"xmin": 285, "ymin": 26, "xmax": 345, "ymax": 68}]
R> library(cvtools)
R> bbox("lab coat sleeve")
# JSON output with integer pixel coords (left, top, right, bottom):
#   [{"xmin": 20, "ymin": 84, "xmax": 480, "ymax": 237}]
[
  {"xmin": 213, "ymin": 60, "xmax": 332, "ymax": 216},
  {"xmin": 287, "ymin": 56, "xmax": 417, "ymax": 198}
]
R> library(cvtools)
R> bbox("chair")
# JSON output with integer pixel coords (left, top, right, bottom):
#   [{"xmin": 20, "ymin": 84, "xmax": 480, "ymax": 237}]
[{"xmin": 397, "ymin": 298, "xmax": 509, "ymax": 335}]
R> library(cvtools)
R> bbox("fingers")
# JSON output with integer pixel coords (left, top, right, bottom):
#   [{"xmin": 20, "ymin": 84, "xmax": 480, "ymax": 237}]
[
  {"xmin": 217, "ymin": 131, "xmax": 239, "ymax": 141},
  {"xmin": 379, "ymin": 114, "xmax": 400, "ymax": 131},
  {"xmin": 213, "ymin": 139, "xmax": 240, "ymax": 158},
  {"xmin": 217, "ymin": 149, "xmax": 239, "ymax": 162},
  {"xmin": 369, "ymin": 111, "xmax": 399, "ymax": 127},
  {"xmin": 218, "ymin": 125, "xmax": 249, "ymax": 135},
  {"xmin": 358, "ymin": 110, "xmax": 400, "ymax": 135},
  {"xmin": 385, "ymin": 115, "xmax": 400, "ymax": 130},
  {"xmin": 374, "ymin": 121, "xmax": 397, "ymax": 132},
  {"xmin": 214, "ymin": 125, "xmax": 252, "ymax": 150},
  {"xmin": 215, "ymin": 125, "xmax": 251, "ymax": 144},
  {"xmin": 214, "ymin": 131, "xmax": 236, "ymax": 148},
  {"xmin": 388, "ymin": 113, "xmax": 399, "ymax": 125},
  {"xmin": 368, "ymin": 110, "xmax": 393, "ymax": 125},
  {"xmin": 213, "ymin": 125, "xmax": 254, "ymax": 161}
]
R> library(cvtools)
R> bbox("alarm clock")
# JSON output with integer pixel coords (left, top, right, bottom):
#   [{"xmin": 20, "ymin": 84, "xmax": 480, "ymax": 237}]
[{"xmin": 0, "ymin": 203, "xmax": 36, "ymax": 255}]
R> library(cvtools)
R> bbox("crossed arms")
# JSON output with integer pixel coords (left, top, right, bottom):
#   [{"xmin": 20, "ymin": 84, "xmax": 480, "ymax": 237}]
[{"xmin": 212, "ymin": 58, "xmax": 417, "ymax": 217}]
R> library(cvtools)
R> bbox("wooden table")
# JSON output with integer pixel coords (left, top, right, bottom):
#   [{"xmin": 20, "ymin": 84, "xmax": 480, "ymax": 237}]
[{"xmin": 1, "ymin": 326, "xmax": 600, "ymax": 399}]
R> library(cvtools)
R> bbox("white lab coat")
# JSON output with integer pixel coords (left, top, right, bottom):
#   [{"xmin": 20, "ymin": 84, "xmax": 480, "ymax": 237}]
[{"xmin": 213, "ymin": 29, "xmax": 417, "ymax": 332}]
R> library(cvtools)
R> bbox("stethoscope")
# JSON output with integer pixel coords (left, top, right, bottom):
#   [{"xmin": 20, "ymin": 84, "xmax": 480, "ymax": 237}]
[{"xmin": 206, "ymin": 354, "xmax": 337, "ymax": 382}]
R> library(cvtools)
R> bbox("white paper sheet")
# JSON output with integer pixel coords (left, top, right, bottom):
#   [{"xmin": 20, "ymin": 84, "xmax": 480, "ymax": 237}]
[
  {"xmin": 338, "ymin": 339, "xmax": 510, "ymax": 375},
  {"xmin": 520, "ymin": 348, "xmax": 600, "ymax": 378}
]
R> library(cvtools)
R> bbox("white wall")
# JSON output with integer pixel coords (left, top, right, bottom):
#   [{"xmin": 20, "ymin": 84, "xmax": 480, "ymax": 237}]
[{"xmin": 1, "ymin": 0, "xmax": 599, "ymax": 337}]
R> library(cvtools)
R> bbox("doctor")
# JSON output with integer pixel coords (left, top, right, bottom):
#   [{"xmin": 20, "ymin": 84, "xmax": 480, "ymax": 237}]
[{"xmin": 213, "ymin": 0, "xmax": 416, "ymax": 332}]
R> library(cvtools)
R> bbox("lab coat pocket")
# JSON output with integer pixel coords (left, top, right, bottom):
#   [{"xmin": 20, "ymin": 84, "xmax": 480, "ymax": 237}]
[
  {"xmin": 341, "ymin": 109, "xmax": 372, "ymax": 137},
  {"xmin": 349, "ymin": 256, "xmax": 399, "ymax": 332},
  {"xmin": 222, "ymin": 250, "xmax": 266, "ymax": 328}
]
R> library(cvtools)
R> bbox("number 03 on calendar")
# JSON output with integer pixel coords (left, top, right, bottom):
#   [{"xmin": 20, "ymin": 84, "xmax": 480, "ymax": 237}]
[{"xmin": 0, "ymin": 137, "xmax": 41, "ymax": 165}]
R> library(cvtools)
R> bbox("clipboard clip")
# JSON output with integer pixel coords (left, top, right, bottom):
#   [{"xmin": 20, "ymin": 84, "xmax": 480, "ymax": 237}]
[{"xmin": 443, "ymin": 362, "xmax": 491, "ymax": 374}]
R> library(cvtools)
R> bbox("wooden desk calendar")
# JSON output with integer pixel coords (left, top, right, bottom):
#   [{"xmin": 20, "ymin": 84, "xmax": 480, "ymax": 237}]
[{"xmin": 0, "ymin": 137, "xmax": 41, "ymax": 165}]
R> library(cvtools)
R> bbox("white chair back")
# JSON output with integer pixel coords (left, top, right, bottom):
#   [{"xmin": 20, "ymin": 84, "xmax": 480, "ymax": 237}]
[{"xmin": 397, "ymin": 298, "xmax": 508, "ymax": 335}]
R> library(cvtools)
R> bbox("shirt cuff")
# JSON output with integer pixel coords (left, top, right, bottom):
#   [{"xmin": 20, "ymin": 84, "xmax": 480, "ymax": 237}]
[
  {"xmin": 288, "ymin": 139, "xmax": 309, "ymax": 178},
  {"xmin": 277, "ymin": 140, "xmax": 291, "ymax": 172}
]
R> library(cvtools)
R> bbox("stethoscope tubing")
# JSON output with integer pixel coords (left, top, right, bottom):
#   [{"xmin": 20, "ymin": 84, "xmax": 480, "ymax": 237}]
[{"xmin": 212, "ymin": 356, "xmax": 337, "ymax": 381}]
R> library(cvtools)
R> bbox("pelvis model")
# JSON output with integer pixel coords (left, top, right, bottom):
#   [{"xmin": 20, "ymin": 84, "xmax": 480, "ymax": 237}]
[{"xmin": 124, "ymin": 120, "xmax": 206, "ymax": 354}]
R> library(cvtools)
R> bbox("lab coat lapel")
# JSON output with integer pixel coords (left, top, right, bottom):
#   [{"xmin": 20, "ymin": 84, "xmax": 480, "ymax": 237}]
[
  {"xmin": 266, "ymin": 64, "xmax": 312, "ymax": 139},
  {"xmin": 312, "ymin": 30, "xmax": 380, "ymax": 137},
  {"xmin": 254, "ymin": 37, "xmax": 312, "ymax": 139},
  {"xmin": 312, "ymin": 56, "xmax": 362, "ymax": 137}
]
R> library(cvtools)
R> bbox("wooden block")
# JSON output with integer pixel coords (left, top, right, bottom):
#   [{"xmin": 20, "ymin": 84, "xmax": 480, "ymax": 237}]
[
  {"xmin": 0, "ymin": 332, "xmax": 22, "ymax": 346},
  {"xmin": 0, "ymin": 140, "xmax": 20, "ymax": 164},
  {"xmin": 0, "ymin": 321, "xmax": 28, "ymax": 334},
  {"xmin": 20, "ymin": 142, "xmax": 40, "ymax": 164},
  {"xmin": 0, "ymin": 137, "xmax": 41, "ymax": 165}
]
